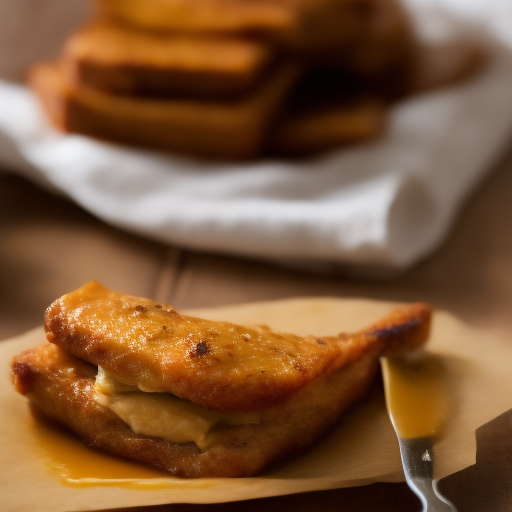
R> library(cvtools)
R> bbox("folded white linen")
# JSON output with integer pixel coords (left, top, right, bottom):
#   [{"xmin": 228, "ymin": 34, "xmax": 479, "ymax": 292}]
[{"xmin": 1, "ymin": 0, "xmax": 512, "ymax": 276}]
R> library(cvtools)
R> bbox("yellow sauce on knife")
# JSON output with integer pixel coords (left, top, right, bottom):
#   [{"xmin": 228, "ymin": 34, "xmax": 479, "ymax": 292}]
[{"xmin": 380, "ymin": 354, "xmax": 449, "ymax": 439}]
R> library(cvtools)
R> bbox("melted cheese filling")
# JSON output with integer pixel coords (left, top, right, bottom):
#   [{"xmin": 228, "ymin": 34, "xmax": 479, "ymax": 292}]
[{"xmin": 94, "ymin": 367, "xmax": 260, "ymax": 449}]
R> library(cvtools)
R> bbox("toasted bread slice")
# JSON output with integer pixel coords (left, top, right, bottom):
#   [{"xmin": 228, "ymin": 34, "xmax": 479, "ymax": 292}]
[
  {"xmin": 279, "ymin": 0, "xmax": 416, "ymax": 73},
  {"xmin": 269, "ymin": 39, "xmax": 485, "ymax": 156},
  {"xmin": 270, "ymin": 98, "xmax": 385, "ymax": 156},
  {"xmin": 12, "ymin": 281, "xmax": 431, "ymax": 477},
  {"xmin": 63, "ymin": 23, "xmax": 274, "ymax": 99},
  {"xmin": 95, "ymin": 0, "xmax": 416, "ymax": 78},
  {"xmin": 268, "ymin": 68, "xmax": 386, "ymax": 155},
  {"xmin": 29, "ymin": 62, "xmax": 298, "ymax": 159},
  {"xmin": 94, "ymin": 0, "xmax": 294, "ymax": 36}
]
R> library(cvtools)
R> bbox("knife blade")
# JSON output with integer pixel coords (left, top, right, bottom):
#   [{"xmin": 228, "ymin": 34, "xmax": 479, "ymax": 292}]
[{"xmin": 380, "ymin": 354, "xmax": 457, "ymax": 512}]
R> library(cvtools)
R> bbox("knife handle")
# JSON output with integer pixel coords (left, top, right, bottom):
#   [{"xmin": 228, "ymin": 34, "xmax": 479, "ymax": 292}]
[{"xmin": 397, "ymin": 437, "xmax": 458, "ymax": 512}]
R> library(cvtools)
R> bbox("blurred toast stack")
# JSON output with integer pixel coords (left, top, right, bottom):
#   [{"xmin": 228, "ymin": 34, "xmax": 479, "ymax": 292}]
[{"xmin": 29, "ymin": 0, "xmax": 483, "ymax": 159}]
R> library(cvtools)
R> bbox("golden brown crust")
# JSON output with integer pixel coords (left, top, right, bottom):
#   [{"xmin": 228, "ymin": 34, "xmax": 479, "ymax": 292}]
[
  {"xmin": 279, "ymin": 0, "xmax": 416, "ymax": 76},
  {"xmin": 360, "ymin": 302, "xmax": 431, "ymax": 356},
  {"xmin": 28, "ymin": 62, "xmax": 298, "ymax": 160},
  {"xmin": 270, "ymin": 97, "xmax": 386, "ymax": 156},
  {"xmin": 11, "ymin": 342, "xmax": 380, "ymax": 477},
  {"xmin": 63, "ymin": 23, "xmax": 274, "ymax": 99},
  {"xmin": 94, "ymin": 0, "xmax": 294, "ymax": 37},
  {"xmin": 44, "ymin": 281, "xmax": 430, "ymax": 412},
  {"xmin": 94, "ymin": 0, "xmax": 416, "ymax": 79}
]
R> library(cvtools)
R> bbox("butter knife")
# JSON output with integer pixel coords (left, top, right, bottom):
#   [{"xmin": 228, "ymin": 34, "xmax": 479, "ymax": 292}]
[{"xmin": 380, "ymin": 355, "xmax": 457, "ymax": 512}]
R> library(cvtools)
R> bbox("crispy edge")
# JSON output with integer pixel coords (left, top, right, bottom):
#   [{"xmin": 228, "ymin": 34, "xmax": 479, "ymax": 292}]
[{"xmin": 362, "ymin": 302, "xmax": 432, "ymax": 356}]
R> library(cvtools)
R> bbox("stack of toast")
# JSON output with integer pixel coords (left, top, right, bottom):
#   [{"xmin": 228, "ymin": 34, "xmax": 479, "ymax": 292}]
[{"xmin": 29, "ymin": 0, "xmax": 482, "ymax": 159}]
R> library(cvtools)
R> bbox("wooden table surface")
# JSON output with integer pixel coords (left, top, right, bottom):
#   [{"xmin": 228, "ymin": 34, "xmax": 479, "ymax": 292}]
[{"xmin": 1, "ymin": 148, "xmax": 512, "ymax": 511}]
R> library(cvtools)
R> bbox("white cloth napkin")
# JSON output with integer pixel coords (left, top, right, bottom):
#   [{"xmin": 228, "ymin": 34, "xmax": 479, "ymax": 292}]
[{"xmin": 1, "ymin": 0, "xmax": 512, "ymax": 276}]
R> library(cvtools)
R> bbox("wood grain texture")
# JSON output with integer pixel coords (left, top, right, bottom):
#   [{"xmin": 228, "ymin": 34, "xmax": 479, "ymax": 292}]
[
  {"xmin": 2, "ymin": 143, "xmax": 512, "ymax": 511},
  {"xmin": 0, "ymin": 173, "xmax": 168, "ymax": 338}
]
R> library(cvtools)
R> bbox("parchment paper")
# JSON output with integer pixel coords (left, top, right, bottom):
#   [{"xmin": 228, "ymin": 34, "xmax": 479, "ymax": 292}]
[{"xmin": 1, "ymin": 297, "xmax": 511, "ymax": 512}]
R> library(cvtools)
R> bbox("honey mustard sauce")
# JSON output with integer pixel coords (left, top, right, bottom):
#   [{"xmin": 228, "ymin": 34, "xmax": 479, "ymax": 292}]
[
  {"xmin": 380, "ymin": 354, "xmax": 458, "ymax": 511},
  {"xmin": 29, "ymin": 409, "xmax": 210, "ymax": 489},
  {"xmin": 380, "ymin": 353, "xmax": 449, "ymax": 439}
]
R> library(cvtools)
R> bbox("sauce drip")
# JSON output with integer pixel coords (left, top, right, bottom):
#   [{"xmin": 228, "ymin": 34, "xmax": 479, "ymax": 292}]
[
  {"xmin": 29, "ymin": 410, "xmax": 209, "ymax": 489},
  {"xmin": 380, "ymin": 354, "xmax": 449, "ymax": 439}
]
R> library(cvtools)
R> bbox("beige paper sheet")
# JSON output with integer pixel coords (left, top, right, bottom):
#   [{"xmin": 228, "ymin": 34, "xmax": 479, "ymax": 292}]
[{"xmin": 1, "ymin": 297, "xmax": 511, "ymax": 512}]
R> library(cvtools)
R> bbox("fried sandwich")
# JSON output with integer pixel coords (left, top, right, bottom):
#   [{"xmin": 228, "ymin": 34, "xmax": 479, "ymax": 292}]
[{"xmin": 12, "ymin": 281, "xmax": 431, "ymax": 478}]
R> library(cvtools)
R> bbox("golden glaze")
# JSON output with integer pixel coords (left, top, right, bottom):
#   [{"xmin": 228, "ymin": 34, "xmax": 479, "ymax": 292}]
[
  {"xmin": 30, "ymin": 409, "xmax": 174, "ymax": 488},
  {"xmin": 44, "ymin": 281, "xmax": 431, "ymax": 412},
  {"xmin": 381, "ymin": 354, "xmax": 449, "ymax": 439}
]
